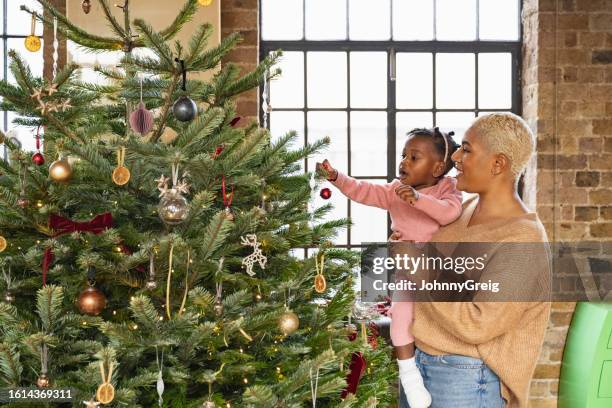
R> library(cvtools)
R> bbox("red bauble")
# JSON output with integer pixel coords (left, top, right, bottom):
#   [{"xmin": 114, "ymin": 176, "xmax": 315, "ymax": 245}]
[
  {"xmin": 32, "ymin": 151, "xmax": 45, "ymax": 166},
  {"xmin": 320, "ymin": 187, "xmax": 332, "ymax": 200},
  {"xmin": 77, "ymin": 285, "xmax": 106, "ymax": 316}
]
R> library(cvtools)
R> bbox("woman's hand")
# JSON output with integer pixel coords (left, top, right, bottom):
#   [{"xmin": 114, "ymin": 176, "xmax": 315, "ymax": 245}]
[
  {"xmin": 315, "ymin": 159, "xmax": 338, "ymax": 181},
  {"xmin": 395, "ymin": 184, "xmax": 419, "ymax": 205}
]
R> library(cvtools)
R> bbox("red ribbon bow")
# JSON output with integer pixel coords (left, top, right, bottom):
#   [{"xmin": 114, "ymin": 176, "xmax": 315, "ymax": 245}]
[{"xmin": 41, "ymin": 213, "xmax": 113, "ymax": 285}]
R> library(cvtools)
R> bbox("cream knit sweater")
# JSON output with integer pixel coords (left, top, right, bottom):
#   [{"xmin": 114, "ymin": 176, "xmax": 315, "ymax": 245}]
[{"xmin": 412, "ymin": 195, "xmax": 552, "ymax": 408}]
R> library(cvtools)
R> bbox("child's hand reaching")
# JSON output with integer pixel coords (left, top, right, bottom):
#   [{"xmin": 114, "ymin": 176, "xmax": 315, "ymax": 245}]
[
  {"xmin": 315, "ymin": 159, "xmax": 338, "ymax": 181},
  {"xmin": 395, "ymin": 185, "xmax": 419, "ymax": 205}
]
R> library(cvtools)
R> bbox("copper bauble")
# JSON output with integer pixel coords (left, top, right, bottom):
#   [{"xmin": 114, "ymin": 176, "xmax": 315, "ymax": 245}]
[
  {"xmin": 129, "ymin": 101, "xmax": 154, "ymax": 135},
  {"xmin": 0, "ymin": 236, "xmax": 6, "ymax": 252},
  {"xmin": 278, "ymin": 309, "xmax": 299, "ymax": 335},
  {"xmin": 49, "ymin": 158, "xmax": 72, "ymax": 182},
  {"xmin": 32, "ymin": 151, "xmax": 45, "ymax": 166},
  {"xmin": 82, "ymin": 0, "xmax": 91, "ymax": 14},
  {"xmin": 77, "ymin": 285, "xmax": 106, "ymax": 316},
  {"xmin": 37, "ymin": 374, "xmax": 50, "ymax": 388}
]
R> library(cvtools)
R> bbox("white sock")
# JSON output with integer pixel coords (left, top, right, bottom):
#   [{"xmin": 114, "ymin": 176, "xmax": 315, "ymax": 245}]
[{"xmin": 398, "ymin": 358, "xmax": 431, "ymax": 408}]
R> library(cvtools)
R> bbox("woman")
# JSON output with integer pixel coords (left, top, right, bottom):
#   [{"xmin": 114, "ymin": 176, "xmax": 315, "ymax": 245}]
[{"xmin": 398, "ymin": 113, "xmax": 551, "ymax": 408}]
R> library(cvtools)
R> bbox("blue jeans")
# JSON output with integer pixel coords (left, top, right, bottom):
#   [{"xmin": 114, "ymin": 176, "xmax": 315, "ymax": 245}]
[{"xmin": 399, "ymin": 348, "xmax": 506, "ymax": 408}]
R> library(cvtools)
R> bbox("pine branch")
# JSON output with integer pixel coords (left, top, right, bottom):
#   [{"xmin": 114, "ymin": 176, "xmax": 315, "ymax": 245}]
[
  {"xmin": 36, "ymin": 285, "xmax": 64, "ymax": 332},
  {"xmin": 159, "ymin": 0, "xmax": 199, "ymax": 41},
  {"xmin": 96, "ymin": 0, "xmax": 127, "ymax": 39},
  {"xmin": 198, "ymin": 211, "xmax": 232, "ymax": 261},
  {"xmin": 0, "ymin": 344, "xmax": 22, "ymax": 386}
]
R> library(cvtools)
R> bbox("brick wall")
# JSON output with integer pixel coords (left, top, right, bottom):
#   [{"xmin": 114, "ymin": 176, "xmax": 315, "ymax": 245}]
[
  {"xmin": 522, "ymin": 0, "xmax": 612, "ymax": 406},
  {"xmin": 221, "ymin": 0, "xmax": 259, "ymax": 125}
]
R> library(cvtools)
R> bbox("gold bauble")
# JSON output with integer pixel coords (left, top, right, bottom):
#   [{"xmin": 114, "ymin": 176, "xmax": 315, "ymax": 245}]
[
  {"xmin": 36, "ymin": 374, "xmax": 50, "ymax": 388},
  {"xmin": 96, "ymin": 382, "xmax": 115, "ymax": 404},
  {"xmin": 4, "ymin": 290, "xmax": 15, "ymax": 303},
  {"xmin": 201, "ymin": 401, "xmax": 217, "ymax": 408},
  {"xmin": 77, "ymin": 285, "xmax": 106, "ymax": 316},
  {"xmin": 25, "ymin": 35, "xmax": 41, "ymax": 52},
  {"xmin": 0, "ymin": 236, "xmax": 7, "ymax": 252},
  {"xmin": 314, "ymin": 274, "xmax": 327, "ymax": 293},
  {"xmin": 278, "ymin": 309, "xmax": 299, "ymax": 335},
  {"xmin": 198, "ymin": 0, "xmax": 214, "ymax": 5},
  {"xmin": 112, "ymin": 166, "xmax": 131, "ymax": 186},
  {"xmin": 158, "ymin": 191, "xmax": 189, "ymax": 225},
  {"xmin": 49, "ymin": 158, "xmax": 72, "ymax": 182}
]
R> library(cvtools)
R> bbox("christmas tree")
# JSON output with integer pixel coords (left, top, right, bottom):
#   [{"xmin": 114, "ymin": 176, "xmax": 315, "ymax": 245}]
[{"xmin": 0, "ymin": 1, "xmax": 394, "ymax": 406}]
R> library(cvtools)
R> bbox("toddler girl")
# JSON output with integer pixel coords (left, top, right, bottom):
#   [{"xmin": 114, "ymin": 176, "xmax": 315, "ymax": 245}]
[{"xmin": 316, "ymin": 127, "xmax": 462, "ymax": 408}]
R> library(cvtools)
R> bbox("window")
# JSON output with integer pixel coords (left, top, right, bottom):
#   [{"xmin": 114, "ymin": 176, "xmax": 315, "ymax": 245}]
[
  {"xmin": 2, "ymin": 0, "xmax": 43, "ymax": 155},
  {"xmin": 268, "ymin": 0, "xmax": 521, "ymax": 248}
]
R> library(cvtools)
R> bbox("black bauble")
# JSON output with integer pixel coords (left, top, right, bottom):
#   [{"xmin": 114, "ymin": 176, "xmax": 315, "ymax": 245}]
[{"xmin": 173, "ymin": 96, "xmax": 197, "ymax": 122}]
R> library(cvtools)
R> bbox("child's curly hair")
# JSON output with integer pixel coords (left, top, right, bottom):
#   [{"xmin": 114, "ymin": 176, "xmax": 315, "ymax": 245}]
[{"xmin": 406, "ymin": 127, "xmax": 460, "ymax": 176}]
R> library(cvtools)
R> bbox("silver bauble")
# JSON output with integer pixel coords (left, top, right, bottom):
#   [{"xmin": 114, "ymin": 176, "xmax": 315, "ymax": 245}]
[{"xmin": 158, "ymin": 190, "xmax": 189, "ymax": 225}]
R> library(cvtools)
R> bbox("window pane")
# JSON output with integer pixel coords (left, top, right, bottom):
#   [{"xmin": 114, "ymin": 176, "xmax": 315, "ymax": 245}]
[
  {"xmin": 436, "ymin": 112, "xmax": 474, "ymax": 146},
  {"xmin": 436, "ymin": 53, "xmax": 475, "ymax": 109},
  {"xmin": 392, "ymin": 0, "xmax": 434, "ymax": 40},
  {"xmin": 7, "ymin": 39, "xmax": 44, "ymax": 83},
  {"xmin": 396, "ymin": 53, "xmax": 433, "ymax": 109},
  {"xmin": 308, "ymin": 111, "xmax": 348, "ymax": 175},
  {"xmin": 350, "ymin": 111, "xmax": 387, "ymax": 177},
  {"xmin": 350, "ymin": 180, "xmax": 389, "ymax": 245},
  {"xmin": 8, "ymin": 1, "xmax": 42, "ymax": 36},
  {"xmin": 7, "ymin": 112, "xmax": 35, "ymax": 152},
  {"xmin": 306, "ymin": 0, "xmax": 346, "ymax": 40},
  {"xmin": 396, "ymin": 112, "xmax": 434, "ymax": 163},
  {"xmin": 350, "ymin": 52, "xmax": 387, "ymax": 108},
  {"xmin": 307, "ymin": 52, "xmax": 347, "ymax": 108},
  {"xmin": 349, "ymin": 0, "xmax": 391, "ymax": 40},
  {"xmin": 270, "ymin": 111, "xmax": 305, "ymax": 172},
  {"xmin": 261, "ymin": 0, "xmax": 303, "ymax": 40},
  {"xmin": 436, "ymin": 0, "xmax": 476, "ymax": 41},
  {"xmin": 479, "ymin": 0, "xmax": 519, "ymax": 40},
  {"xmin": 478, "ymin": 53, "xmax": 512, "ymax": 109},
  {"xmin": 270, "ymin": 52, "xmax": 304, "ymax": 108}
]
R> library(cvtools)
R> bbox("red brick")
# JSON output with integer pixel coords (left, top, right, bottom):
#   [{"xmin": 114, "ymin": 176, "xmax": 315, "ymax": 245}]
[
  {"xmin": 533, "ymin": 364, "xmax": 561, "ymax": 379},
  {"xmin": 558, "ymin": 119, "xmax": 590, "ymax": 137},
  {"xmin": 589, "ymin": 189, "xmax": 612, "ymax": 204},
  {"xmin": 591, "ymin": 14, "xmax": 612, "ymax": 31},
  {"xmin": 591, "ymin": 154, "xmax": 612, "ymax": 169},
  {"xmin": 565, "ymin": 31, "xmax": 578, "ymax": 47},
  {"xmin": 540, "ymin": 154, "xmax": 587, "ymax": 169},
  {"xmin": 601, "ymin": 206, "xmax": 612, "ymax": 220},
  {"xmin": 558, "ymin": 49, "xmax": 589, "ymax": 65},
  {"xmin": 578, "ymin": 67, "xmax": 606, "ymax": 83},
  {"xmin": 561, "ymin": 0, "xmax": 575, "ymax": 11},
  {"xmin": 224, "ymin": 46, "xmax": 258, "ymax": 64},
  {"xmin": 579, "ymin": 32, "xmax": 606, "ymax": 48},
  {"xmin": 558, "ymin": 14, "xmax": 589, "ymax": 30},
  {"xmin": 221, "ymin": 10, "xmax": 258, "ymax": 30},
  {"xmin": 560, "ymin": 101, "xmax": 578, "ymax": 117},
  {"xmin": 594, "ymin": 120, "xmax": 612, "ymax": 135},
  {"xmin": 605, "ymin": 138, "xmax": 612, "ymax": 152},
  {"xmin": 578, "ymin": 138, "xmax": 602, "ymax": 152},
  {"xmin": 236, "ymin": 99, "xmax": 257, "ymax": 116},
  {"xmin": 220, "ymin": 0, "xmax": 257, "ymax": 10},
  {"xmin": 575, "ymin": 171, "xmax": 600, "ymax": 186},
  {"xmin": 576, "ymin": 0, "xmax": 606, "ymax": 10},
  {"xmin": 562, "ymin": 66, "xmax": 577, "ymax": 81},
  {"xmin": 559, "ymin": 187, "xmax": 588, "ymax": 204},
  {"xmin": 575, "ymin": 206, "xmax": 599, "ymax": 221},
  {"xmin": 590, "ymin": 223, "xmax": 612, "ymax": 237},
  {"xmin": 589, "ymin": 85, "xmax": 612, "ymax": 101}
]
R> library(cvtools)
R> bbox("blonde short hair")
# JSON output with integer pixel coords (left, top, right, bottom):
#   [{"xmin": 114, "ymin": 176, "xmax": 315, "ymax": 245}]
[{"xmin": 469, "ymin": 113, "xmax": 535, "ymax": 177}]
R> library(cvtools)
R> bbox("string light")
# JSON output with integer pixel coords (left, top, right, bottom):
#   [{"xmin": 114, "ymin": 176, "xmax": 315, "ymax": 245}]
[
  {"xmin": 112, "ymin": 310, "xmax": 117, "ymax": 315},
  {"xmin": 242, "ymin": 378, "xmax": 248, "ymax": 384}
]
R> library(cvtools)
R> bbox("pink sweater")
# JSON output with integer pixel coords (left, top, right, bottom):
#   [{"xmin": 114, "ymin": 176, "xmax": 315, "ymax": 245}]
[{"xmin": 330, "ymin": 173, "xmax": 462, "ymax": 242}]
